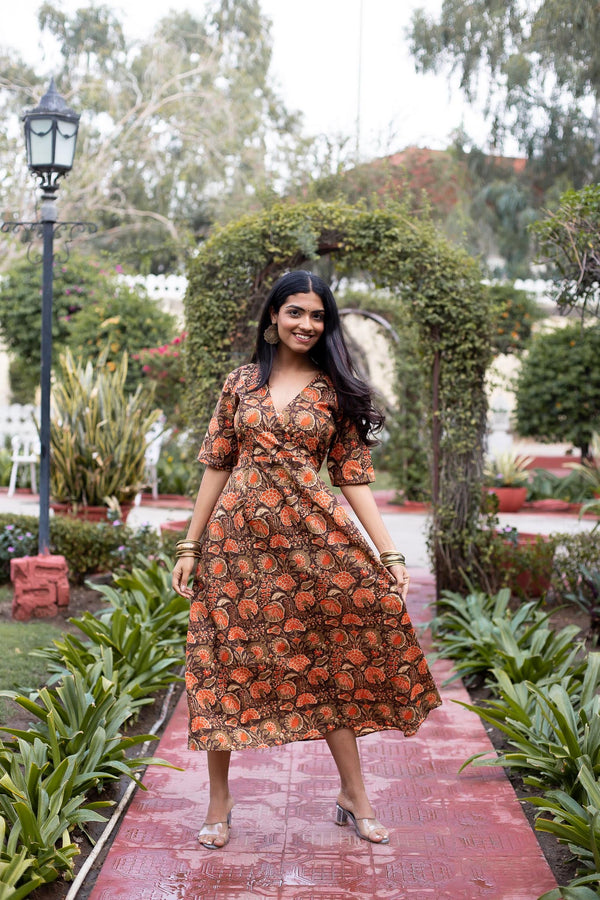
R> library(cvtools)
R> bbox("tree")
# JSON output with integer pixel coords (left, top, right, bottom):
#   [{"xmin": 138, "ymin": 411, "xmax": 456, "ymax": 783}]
[
  {"xmin": 408, "ymin": 0, "xmax": 600, "ymax": 186},
  {"xmin": 64, "ymin": 284, "xmax": 176, "ymax": 392},
  {"xmin": 530, "ymin": 184, "xmax": 600, "ymax": 319},
  {"xmin": 515, "ymin": 322, "xmax": 600, "ymax": 458},
  {"xmin": 0, "ymin": 1, "xmax": 306, "ymax": 272},
  {"xmin": 487, "ymin": 283, "xmax": 544, "ymax": 355},
  {"xmin": 0, "ymin": 254, "xmax": 175, "ymax": 400}
]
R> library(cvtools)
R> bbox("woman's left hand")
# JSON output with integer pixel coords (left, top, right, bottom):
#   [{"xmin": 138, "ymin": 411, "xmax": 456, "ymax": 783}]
[{"xmin": 388, "ymin": 564, "xmax": 410, "ymax": 601}]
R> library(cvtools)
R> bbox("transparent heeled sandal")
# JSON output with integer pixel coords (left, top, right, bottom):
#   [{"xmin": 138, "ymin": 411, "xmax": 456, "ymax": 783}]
[
  {"xmin": 198, "ymin": 811, "xmax": 232, "ymax": 849},
  {"xmin": 335, "ymin": 802, "xmax": 390, "ymax": 844}
]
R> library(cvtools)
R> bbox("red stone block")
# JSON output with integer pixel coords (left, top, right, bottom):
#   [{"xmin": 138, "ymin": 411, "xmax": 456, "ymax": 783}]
[{"xmin": 10, "ymin": 554, "xmax": 69, "ymax": 621}]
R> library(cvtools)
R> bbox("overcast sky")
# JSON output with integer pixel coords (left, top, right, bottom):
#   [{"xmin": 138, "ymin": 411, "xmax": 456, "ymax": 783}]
[{"xmin": 2, "ymin": 0, "xmax": 494, "ymax": 159}]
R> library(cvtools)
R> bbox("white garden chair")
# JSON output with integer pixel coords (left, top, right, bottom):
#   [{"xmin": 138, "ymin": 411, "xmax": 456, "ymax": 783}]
[
  {"xmin": 0, "ymin": 404, "xmax": 40, "ymax": 497},
  {"xmin": 134, "ymin": 419, "xmax": 172, "ymax": 504}
]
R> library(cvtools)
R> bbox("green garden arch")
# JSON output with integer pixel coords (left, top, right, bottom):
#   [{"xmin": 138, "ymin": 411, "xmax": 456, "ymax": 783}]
[{"xmin": 184, "ymin": 200, "xmax": 493, "ymax": 594}]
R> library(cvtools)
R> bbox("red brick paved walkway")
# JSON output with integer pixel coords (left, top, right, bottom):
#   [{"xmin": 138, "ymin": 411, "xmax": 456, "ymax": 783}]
[{"xmin": 88, "ymin": 571, "xmax": 559, "ymax": 900}]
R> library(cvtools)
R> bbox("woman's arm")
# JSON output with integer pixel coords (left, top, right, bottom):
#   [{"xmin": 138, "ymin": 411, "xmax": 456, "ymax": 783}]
[
  {"xmin": 340, "ymin": 483, "xmax": 410, "ymax": 599},
  {"xmin": 172, "ymin": 466, "xmax": 231, "ymax": 598}
]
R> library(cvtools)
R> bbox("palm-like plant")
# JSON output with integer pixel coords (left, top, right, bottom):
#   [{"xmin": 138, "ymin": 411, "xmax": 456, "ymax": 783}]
[
  {"xmin": 50, "ymin": 350, "xmax": 161, "ymax": 510},
  {"xmin": 566, "ymin": 433, "xmax": 600, "ymax": 495},
  {"xmin": 484, "ymin": 450, "xmax": 534, "ymax": 487}
]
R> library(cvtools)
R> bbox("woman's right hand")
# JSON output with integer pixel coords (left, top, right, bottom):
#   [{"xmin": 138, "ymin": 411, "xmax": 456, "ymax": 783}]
[{"xmin": 172, "ymin": 557, "xmax": 198, "ymax": 599}]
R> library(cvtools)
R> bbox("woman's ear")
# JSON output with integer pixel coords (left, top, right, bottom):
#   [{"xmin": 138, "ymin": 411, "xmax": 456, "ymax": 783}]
[{"xmin": 270, "ymin": 305, "xmax": 277, "ymax": 325}]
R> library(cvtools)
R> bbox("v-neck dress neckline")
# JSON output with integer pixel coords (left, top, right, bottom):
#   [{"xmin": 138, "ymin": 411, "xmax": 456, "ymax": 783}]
[{"xmin": 265, "ymin": 371, "xmax": 322, "ymax": 418}]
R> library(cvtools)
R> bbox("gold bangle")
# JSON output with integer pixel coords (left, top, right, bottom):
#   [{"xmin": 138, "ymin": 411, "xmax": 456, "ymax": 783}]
[
  {"xmin": 380, "ymin": 550, "xmax": 405, "ymax": 558},
  {"xmin": 175, "ymin": 551, "xmax": 201, "ymax": 559},
  {"xmin": 380, "ymin": 551, "xmax": 406, "ymax": 567},
  {"xmin": 176, "ymin": 539, "xmax": 201, "ymax": 549}
]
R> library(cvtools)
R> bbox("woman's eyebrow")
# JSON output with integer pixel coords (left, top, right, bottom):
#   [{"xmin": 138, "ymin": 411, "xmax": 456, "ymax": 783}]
[{"xmin": 283, "ymin": 304, "xmax": 324, "ymax": 313}]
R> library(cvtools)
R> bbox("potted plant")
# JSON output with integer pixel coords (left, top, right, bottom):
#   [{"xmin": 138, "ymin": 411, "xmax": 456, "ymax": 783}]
[
  {"xmin": 495, "ymin": 526, "xmax": 557, "ymax": 597},
  {"xmin": 50, "ymin": 350, "xmax": 161, "ymax": 521},
  {"xmin": 565, "ymin": 433, "xmax": 600, "ymax": 499},
  {"xmin": 484, "ymin": 451, "xmax": 533, "ymax": 512}
]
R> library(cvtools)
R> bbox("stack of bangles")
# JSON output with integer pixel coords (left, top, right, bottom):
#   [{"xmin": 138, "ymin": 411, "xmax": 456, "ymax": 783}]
[
  {"xmin": 175, "ymin": 539, "xmax": 202, "ymax": 559},
  {"xmin": 379, "ymin": 550, "xmax": 406, "ymax": 568}
]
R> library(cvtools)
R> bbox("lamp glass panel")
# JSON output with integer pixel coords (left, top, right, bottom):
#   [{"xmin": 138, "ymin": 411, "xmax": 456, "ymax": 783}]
[
  {"xmin": 28, "ymin": 118, "xmax": 54, "ymax": 166},
  {"xmin": 54, "ymin": 120, "xmax": 78, "ymax": 168}
]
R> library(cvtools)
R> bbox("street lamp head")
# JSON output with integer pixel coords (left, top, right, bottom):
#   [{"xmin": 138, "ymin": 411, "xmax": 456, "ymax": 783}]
[{"xmin": 22, "ymin": 78, "xmax": 80, "ymax": 196}]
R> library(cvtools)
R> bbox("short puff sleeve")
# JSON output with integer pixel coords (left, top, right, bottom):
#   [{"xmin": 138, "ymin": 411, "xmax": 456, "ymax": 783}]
[
  {"xmin": 327, "ymin": 418, "xmax": 375, "ymax": 486},
  {"xmin": 197, "ymin": 371, "xmax": 239, "ymax": 470}
]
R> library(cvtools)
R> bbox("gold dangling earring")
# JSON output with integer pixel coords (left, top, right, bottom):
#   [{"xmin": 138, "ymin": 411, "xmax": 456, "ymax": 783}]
[{"xmin": 264, "ymin": 323, "xmax": 280, "ymax": 344}]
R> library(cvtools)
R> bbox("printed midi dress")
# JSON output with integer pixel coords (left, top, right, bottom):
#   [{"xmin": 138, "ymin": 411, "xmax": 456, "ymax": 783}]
[{"xmin": 186, "ymin": 364, "xmax": 441, "ymax": 751}]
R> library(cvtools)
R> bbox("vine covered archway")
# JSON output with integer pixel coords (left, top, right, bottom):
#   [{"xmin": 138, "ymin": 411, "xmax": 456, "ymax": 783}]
[{"xmin": 184, "ymin": 200, "xmax": 493, "ymax": 594}]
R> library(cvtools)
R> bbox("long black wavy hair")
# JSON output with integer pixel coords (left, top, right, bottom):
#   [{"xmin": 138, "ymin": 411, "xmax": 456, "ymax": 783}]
[{"xmin": 251, "ymin": 270, "xmax": 384, "ymax": 445}]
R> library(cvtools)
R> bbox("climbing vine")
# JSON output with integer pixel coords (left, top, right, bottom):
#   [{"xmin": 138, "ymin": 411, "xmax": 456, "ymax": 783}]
[{"xmin": 184, "ymin": 200, "xmax": 493, "ymax": 593}]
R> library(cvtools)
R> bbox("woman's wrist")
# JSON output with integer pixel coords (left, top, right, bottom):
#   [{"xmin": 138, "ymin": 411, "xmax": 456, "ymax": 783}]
[{"xmin": 379, "ymin": 550, "xmax": 406, "ymax": 568}]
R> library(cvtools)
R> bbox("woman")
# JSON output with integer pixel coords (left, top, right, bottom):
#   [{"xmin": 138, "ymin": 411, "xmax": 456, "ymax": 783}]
[{"xmin": 172, "ymin": 270, "xmax": 441, "ymax": 850}]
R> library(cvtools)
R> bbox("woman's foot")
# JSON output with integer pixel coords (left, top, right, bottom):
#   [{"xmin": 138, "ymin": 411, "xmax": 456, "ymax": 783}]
[
  {"xmin": 335, "ymin": 791, "xmax": 389, "ymax": 844},
  {"xmin": 198, "ymin": 796, "xmax": 235, "ymax": 849}
]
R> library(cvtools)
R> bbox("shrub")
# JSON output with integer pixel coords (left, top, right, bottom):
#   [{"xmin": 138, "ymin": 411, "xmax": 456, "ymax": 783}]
[
  {"xmin": 0, "ymin": 514, "xmax": 163, "ymax": 584},
  {"xmin": 155, "ymin": 432, "xmax": 199, "ymax": 496},
  {"xmin": 0, "ymin": 555, "xmax": 184, "ymax": 895},
  {"xmin": 488, "ymin": 282, "xmax": 544, "ymax": 355},
  {"xmin": 551, "ymin": 532, "xmax": 600, "ymax": 606},
  {"xmin": 0, "ymin": 524, "xmax": 37, "ymax": 582},
  {"xmin": 65, "ymin": 285, "xmax": 177, "ymax": 393},
  {"xmin": 459, "ymin": 683, "xmax": 600, "ymax": 803},
  {"xmin": 534, "ymin": 762, "xmax": 600, "ymax": 900},
  {"xmin": 50, "ymin": 350, "xmax": 161, "ymax": 509},
  {"xmin": 467, "ymin": 523, "xmax": 558, "ymax": 598},
  {"xmin": 134, "ymin": 333, "xmax": 187, "ymax": 426},
  {"xmin": 430, "ymin": 587, "xmax": 583, "ymax": 687},
  {"xmin": 527, "ymin": 468, "xmax": 593, "ymax": 503},
  {"xmin": 0, "ymin": 255, "xmax": 123, "ymax": 403},
  {"xmin": 515, "ymin": 322, "xmax": 600, "ymax": 458}
]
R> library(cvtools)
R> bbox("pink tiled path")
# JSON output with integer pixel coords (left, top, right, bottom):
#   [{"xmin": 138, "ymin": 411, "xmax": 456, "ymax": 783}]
[{"xmin": 89, "ymin": 571, "xmax": 559, "ymax": 900}]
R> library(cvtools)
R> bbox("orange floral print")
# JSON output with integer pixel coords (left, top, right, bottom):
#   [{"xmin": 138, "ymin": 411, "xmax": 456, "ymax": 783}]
[{"xmin": 186, "ymin": 365, "xmax": 441, "ymax": 751}]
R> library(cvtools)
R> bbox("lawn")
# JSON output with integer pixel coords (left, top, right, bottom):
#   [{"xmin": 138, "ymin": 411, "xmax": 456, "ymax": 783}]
[{"xmin": 0, "ymin": 583, "xmax": 67, "ymax": 726}]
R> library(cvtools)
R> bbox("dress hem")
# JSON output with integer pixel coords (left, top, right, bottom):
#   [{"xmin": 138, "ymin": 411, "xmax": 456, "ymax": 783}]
[{"xmin": 187, "ymin": 699, "xmax": 442, "ymax": 752}]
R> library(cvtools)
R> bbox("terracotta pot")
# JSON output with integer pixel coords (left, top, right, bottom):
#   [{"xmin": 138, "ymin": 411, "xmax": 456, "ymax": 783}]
[
  {"xmin": 51, "ymin": 502, "xmax": 133, "ymax": 523},
  {"xmin": 501, "ymin": 532, "xmax": 553, "ymax": 597},
  {"xmin": 529, "ymin": 498, "xmax": 572, "ymax": 512},
  {"xmin": 400, "ymin": 500, "xmax": 432, "ymax": 512},
  {"xmin": 160, "ymin": 519, "xmax": 191, "ymax": 535},
  {"xmin": 487, "ymin": 486, "xmax": 527, "ymax": 513}
]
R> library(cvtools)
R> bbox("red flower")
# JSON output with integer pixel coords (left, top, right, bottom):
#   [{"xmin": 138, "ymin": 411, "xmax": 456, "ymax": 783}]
[
  {"xmin": 231, "ymin": 666, "xmax": 253, "ymax": 684},
  {"xmin": 297, "ymin": 692, "xmax": 318, "ymax": 707},
  {"xmin": 194, "ymin": 688, "xmax": 216, "ymax": 707},
  {"xmin": 275, "ymin": 573, "xmax": 296, "ymax": 590},
  {"xmin": 294, "ymin": 591, "xmax": 316, "ymax": 611},
  {"xmin": 249, "ymin": 680, "xmax": 271, "ymax": 699},
  {"xmin": 288, "ymin": 654, "xmax": 311, "ymax": 672},
  {"xmin": 345, "ymin": 648, "xmax": 367, "ymax": 666},
  {"xmin": 332, "ymin": 572, "xmax": 355, "ymax": 589},
  {"xmin": 276, "ymin": 682, "xmax": 297, "ymax": 699},
  {"xmin": 334, "ymin": 671, "xmax": 355, "ymax": 690},
  {"xmin": 283, "ymin": 617, "xmax": 306, "ymax": 632},
  {"xmin": 307, "ymin": 666, "xmax": 329, "ymax": 685}
]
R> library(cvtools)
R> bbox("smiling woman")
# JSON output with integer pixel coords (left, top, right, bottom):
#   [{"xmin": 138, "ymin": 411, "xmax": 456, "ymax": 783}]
[{"xmin": 172, "ymin": 268, "xmax": 441, "ymax": 851}]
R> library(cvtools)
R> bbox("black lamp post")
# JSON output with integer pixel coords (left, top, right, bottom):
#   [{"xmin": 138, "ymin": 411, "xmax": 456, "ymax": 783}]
[{"xmin": 2, "ymin": 79, "xmax": 95, "ymax": 555}]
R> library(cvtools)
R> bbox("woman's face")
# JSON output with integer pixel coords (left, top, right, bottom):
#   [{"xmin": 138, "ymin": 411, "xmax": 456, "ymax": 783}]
[{"xmin": 271, "ymin": 291, "xmax": 325, "ymax": 356}]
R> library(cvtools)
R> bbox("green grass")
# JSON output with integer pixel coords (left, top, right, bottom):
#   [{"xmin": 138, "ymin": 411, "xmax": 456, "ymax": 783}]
[{"xmin": 0, "ymin": 619, "xmax": 66, "ymax": 725}]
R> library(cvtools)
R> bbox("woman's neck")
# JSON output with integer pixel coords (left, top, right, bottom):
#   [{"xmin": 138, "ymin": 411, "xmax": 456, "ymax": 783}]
[{"xmin": 270, "ymin": 345, "xmax": 318, "ymax": 375}]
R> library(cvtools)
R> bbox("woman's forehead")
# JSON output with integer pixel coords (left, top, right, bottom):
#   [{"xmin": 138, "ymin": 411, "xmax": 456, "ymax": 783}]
[{"xmin": 281, "ymin": 291, "xmax": 324, "ymax": 311}]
